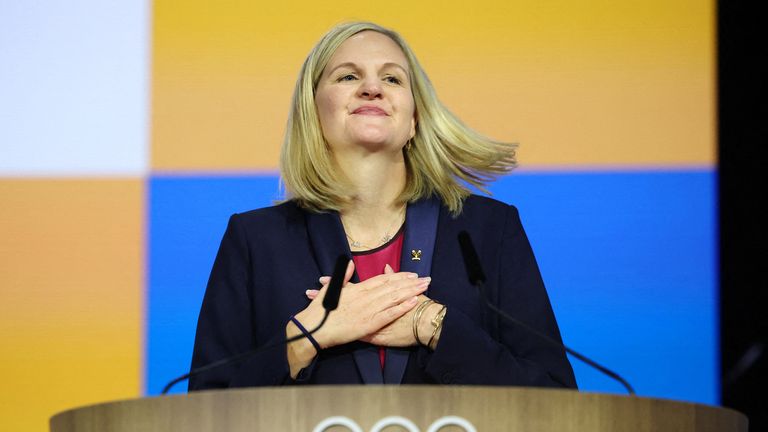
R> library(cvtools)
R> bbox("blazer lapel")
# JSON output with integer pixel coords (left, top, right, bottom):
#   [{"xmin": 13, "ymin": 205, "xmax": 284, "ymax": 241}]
[
  {"xmin": 305, "ymin": 210, "xmax": 384, "ymax": 384},
  {"xmin": 304, "ymin": 210, "xmax": 349, "ymax": 277},
  {"xmin": 399, "ymin": 197, "xmax": 441, "ymax": 278},
  {"xmin": 384, "ymin": 197, "xmax": 441, "ymax": 384}
]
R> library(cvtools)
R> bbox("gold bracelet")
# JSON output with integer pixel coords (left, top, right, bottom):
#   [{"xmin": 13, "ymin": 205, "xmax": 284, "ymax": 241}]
[
  {"xmin": 412, "ymin": 299, "xmax": 434, "ymax": 345},
  {"xmin": 427, "ymin": 305, "xmax": 447, "ymax": 350}
]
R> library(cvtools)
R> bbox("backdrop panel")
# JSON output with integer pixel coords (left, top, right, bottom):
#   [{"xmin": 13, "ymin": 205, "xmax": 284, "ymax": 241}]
[
  {"xmin": 151, "ymin": 0, "xmax": 714, "ymax": 169},
  {"xmin": 146, "ymin": 175, "xmax": 281, "ymax": 394},
  {"xmin": 0, "ymin": 1, "xmax": 150, "ymax": 175},
  {"xmin": 0, "ymin": 179, "xmax": 144, "ymax": 431}
]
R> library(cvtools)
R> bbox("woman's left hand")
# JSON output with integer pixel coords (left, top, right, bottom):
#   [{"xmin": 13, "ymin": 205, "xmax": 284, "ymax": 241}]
[{"xmin": 308, "ymin": 265, "xmax": 441, "ymax": 347}]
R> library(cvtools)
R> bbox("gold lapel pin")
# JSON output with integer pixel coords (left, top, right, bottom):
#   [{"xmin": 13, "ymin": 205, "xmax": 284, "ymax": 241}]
[{"xmin": 411, "ymin": 249, "xmax": 422, "ymax": 261}]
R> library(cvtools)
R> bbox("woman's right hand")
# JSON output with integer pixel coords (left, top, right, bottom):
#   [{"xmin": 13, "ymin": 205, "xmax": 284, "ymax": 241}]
[{"xmin": 286, "ymin": 260, "xmax": 429, "ymax": 377}]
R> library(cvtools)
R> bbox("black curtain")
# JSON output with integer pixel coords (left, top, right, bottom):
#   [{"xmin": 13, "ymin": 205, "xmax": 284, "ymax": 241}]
[{"xmin": 719, "ymin": 1, "xmax": 768, "ymax": 430}]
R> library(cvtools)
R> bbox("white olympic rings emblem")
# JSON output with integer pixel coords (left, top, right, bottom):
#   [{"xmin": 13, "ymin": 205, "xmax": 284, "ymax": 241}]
[{"xmin": 312, "ymin": 415, "xmax": 477, "ymax": 432}]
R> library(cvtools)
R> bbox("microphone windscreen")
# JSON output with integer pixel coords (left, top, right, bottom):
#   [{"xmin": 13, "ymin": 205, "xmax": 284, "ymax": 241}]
[
  {"xmin": 323, "ymin": 255, "xmax": 348, "ymax": 311},
  {"xmin": 458, "ymin": 231, "xmax": 486, "ymax": 285}
]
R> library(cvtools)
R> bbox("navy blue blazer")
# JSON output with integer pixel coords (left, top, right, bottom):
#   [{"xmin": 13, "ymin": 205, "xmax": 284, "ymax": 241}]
[{"xmin": 189, "ymin": 195, "xmax": 576, "ymax": 390}]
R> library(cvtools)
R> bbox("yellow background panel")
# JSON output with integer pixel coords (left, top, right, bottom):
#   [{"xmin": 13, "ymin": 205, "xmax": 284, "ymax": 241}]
[
  {"xmin": 0, "ymin": 180, "xmax": 142, "ymax": 431},
  {"xmin": 152, "ymin": 0, "xmax": 714, "ymax": 170}
]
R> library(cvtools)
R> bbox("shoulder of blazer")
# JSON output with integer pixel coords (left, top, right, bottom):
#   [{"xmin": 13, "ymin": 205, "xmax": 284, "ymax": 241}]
[
  {"xmin": 233, "ymin": 200, "xmax": 309, "ymax": 227},
  {"xmin": 457, "ymin": 194, "xmax": 519, "ymax": 227},
  {"xmin": 463, "ymin": 194, "xmax": 516, "ymax": 213}
]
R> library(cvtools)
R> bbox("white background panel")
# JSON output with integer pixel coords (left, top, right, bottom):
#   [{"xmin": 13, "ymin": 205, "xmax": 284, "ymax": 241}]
[{"xmin": 0, "ymin": 0, "xmax": 149, "ymax": 175}]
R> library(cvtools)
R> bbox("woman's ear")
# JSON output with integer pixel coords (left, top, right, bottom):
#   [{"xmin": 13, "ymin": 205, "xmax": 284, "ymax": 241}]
[{"xmin": 409, "ymin": 112, "xmax": 418, "ymax": 140}]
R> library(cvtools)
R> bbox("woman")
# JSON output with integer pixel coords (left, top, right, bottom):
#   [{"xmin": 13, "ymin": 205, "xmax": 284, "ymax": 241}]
[{"xmin": 189, "ymin": 22, "xmax": 576, "ymax": 389}]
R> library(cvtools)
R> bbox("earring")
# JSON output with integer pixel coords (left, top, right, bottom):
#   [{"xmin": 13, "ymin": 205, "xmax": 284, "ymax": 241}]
[{"xmin": 406, "ymin": 139, "xmax": 413, "ymax": 151}]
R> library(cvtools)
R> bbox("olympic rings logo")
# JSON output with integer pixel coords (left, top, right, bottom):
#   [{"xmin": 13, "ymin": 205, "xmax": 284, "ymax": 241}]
[{"xmin": 312, "ymin": 415, "xmax": 477, "ymax": 432}]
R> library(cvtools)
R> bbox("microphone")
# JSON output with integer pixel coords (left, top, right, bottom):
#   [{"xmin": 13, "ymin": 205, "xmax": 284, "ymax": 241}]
[
  {"xmin": 161, "ymin": 254, "xmax": 350, "ymax": 395},
  {"xmin": 458, "ymin": 231, "xmax": 485, "ymax": 285},
  {"xmin": 323, "ymin": 255, "xmax": 348, "ymax": 311},
  {"xmin": 457, "ymin": 231, "xmax": 636, "ymax": 395}
]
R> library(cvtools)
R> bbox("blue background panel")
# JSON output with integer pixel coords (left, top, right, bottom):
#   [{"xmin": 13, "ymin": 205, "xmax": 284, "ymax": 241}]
[
  {"xmin": 147, "ymin": 169, "xmax": 716, "ymax": 403},
  {"xmin": 489, "ymin": 171, "xmax": 717, "ymax": 402},
  {"xmin": 147, "ymin": 175, "xmax": 282, "ymax": 394}
]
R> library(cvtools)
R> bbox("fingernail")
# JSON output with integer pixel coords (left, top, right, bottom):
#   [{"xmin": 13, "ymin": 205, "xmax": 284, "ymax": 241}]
[
  {"xmin": 384, "ymin": 264, "xmax": 393, "ymax": 271},
  {"xmin": 319, "ymin": 276, "xmax": 330, "ymax": 283},
  {"xmin": 306, "ymin": 289, "xmax": 318, "ymax": 295},
  {"xmin": 419, "ymin": 277, "xmax": 431, "ymax": 282},
  {"xmin": 407, "ymin": 273, "xmax": 419, "ymax": 279}
]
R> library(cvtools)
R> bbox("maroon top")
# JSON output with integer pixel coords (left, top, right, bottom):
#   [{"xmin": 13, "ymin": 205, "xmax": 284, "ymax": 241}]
[{"xmin": 351, "ymin": 226, "xmax": 405, "ymax": 368}]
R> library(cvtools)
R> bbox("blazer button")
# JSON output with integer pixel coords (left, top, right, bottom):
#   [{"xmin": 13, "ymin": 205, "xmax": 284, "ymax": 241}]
[{"xmin": 441, "ymin": 372, "xmax": 454, "ymax": 384}]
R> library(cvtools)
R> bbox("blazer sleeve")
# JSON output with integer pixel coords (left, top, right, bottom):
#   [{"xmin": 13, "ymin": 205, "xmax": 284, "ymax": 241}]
[
  {"xmin": 418, "ymin": 205, "xmax": 577, "ymax": 388},
  {"xmin": 188, "ymin": 213, "xmax": 293, "ymax": 390}
]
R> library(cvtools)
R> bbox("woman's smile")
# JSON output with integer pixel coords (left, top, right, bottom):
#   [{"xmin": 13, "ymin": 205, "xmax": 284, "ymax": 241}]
[{"xmin": 352, "ymin": 105, "xmax": 389, "ymax": 116}]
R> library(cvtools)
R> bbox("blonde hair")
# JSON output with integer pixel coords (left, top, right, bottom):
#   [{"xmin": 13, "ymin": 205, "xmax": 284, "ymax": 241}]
[{"xmin": 279, "ymin": 21, "xmax": 517, "ymax": 214}]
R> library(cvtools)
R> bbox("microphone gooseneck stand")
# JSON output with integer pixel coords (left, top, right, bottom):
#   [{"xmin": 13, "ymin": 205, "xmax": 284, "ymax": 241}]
[
  {"xmin": 457, "ymin": 230, "xmax": 636, "ymax": 395},
  {"xmin": 161, "ymin": 255, "xmax": 349, "ymax": 395}
]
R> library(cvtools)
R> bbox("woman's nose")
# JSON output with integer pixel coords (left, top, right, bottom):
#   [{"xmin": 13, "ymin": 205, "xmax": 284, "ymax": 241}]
[{"xmin": 358, "ymin": 78, "xmax": 382, "ymax": 99}]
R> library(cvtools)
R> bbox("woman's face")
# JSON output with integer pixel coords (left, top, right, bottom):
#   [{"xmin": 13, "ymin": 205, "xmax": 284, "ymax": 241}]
[{"xmin": 315, "ymin": 31, "xmax": 416, "ymax": 155}]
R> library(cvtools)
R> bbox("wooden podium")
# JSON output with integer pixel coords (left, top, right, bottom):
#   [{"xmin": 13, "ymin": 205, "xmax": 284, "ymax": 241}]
[{"xmin": 50, "ymin": 386, "xmax": 747, "ymax": 431}]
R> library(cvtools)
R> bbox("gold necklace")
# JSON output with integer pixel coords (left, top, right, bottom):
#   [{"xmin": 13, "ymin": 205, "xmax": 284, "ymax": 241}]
[{"xmin": 343, "ymin": 204, "xmax": 406, "ymax": 250}]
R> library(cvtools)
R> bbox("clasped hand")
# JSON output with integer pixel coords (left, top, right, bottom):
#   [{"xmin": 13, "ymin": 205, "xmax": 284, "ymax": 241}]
[{"xmin": 294, "ymin": 261, "xmax": 431, "ymax": 349}]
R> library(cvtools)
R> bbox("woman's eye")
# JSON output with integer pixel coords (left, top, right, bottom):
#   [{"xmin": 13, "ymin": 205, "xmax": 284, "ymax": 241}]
[
  {"xmin": 385, "ymin": 76, "xmax": 402, "ymax": 85},
  {"xmin": 338, "ymin": 74, "xmax": 357, "ymax": 82}
]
